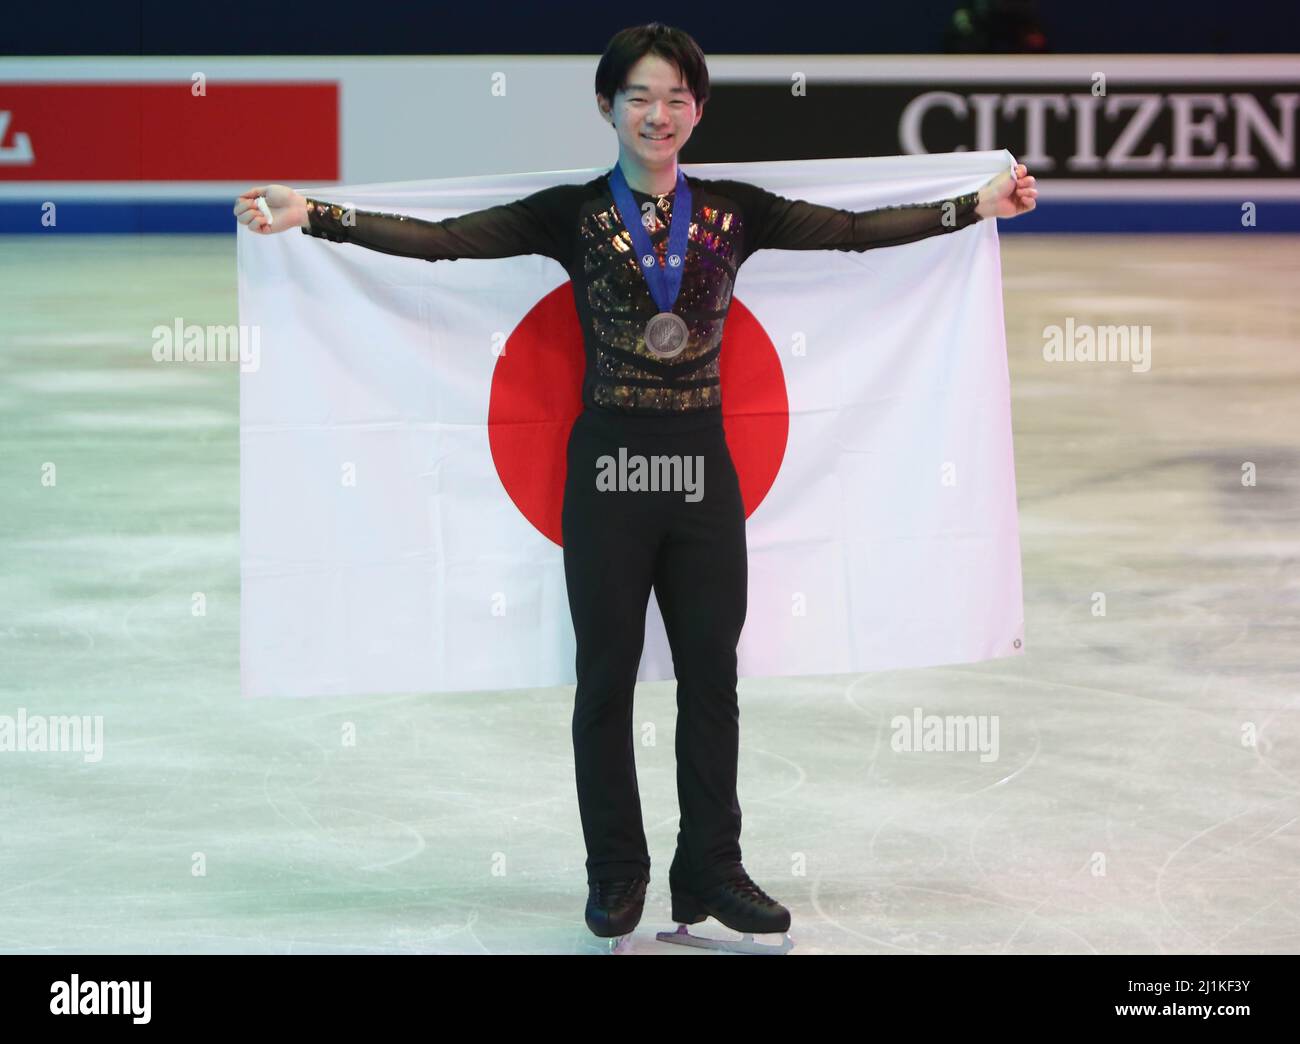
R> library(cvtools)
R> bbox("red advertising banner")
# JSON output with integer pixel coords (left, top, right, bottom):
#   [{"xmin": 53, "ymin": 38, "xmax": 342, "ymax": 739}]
[{"xmin": 0, "ymin": 82, "xmax": 338, "ymax": 180}]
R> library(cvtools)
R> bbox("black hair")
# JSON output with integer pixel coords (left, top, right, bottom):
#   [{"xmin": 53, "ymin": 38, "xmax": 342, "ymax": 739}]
[{"xmin": 594, "ymin": 23, "xmax": 710, "ymax": 109}]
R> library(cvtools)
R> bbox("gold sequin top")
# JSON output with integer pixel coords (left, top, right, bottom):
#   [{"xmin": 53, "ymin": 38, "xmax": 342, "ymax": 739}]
[{"xmin": 302, "ymin": 173, "xmax": 983, "ymax": 418}]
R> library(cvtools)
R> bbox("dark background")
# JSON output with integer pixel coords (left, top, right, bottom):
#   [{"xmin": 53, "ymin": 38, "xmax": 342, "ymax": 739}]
[{"xmin": 1, "ymin": 0, "xmax": 1297, "ymax": 56}]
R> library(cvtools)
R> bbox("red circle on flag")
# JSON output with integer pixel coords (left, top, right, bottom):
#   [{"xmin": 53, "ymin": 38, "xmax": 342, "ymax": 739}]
[{"xmin": 488, "ymin": 284, "xmax": 789, "ymax": 546}]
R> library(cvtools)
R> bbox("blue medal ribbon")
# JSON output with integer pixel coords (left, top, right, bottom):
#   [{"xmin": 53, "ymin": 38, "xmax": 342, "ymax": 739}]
[{"xmin": 608, "ymin": 163, "xmax": 692, "ymax": 315}]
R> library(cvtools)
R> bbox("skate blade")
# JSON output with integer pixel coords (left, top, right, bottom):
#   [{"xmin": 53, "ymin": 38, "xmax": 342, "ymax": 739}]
[
  {"xmin": 655, "ymin": 923, "xmax": 793, "ymax": 955},
  {"xmin": 605, "ymin": 933, "xmax": 634, "ymax": 955}
]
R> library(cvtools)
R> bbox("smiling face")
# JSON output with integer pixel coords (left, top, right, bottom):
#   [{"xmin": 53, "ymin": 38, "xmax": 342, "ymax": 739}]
[{"xmin": 597, "ymin": 52, "xmax": 705, "ymax": 188}]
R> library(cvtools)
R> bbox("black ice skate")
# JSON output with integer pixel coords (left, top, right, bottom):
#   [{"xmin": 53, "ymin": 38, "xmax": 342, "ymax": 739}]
[
  {"xmin": 656, "ymin": 868, "xmax": 794, "ymax": 954},
  {"xmin": 585, "ymin": 873, "xmax": 649, "ymax": 954}
]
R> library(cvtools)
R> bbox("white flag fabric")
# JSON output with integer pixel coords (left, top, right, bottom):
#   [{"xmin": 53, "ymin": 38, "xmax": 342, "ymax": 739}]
[{"xmin": 239, "ymin": 149, "xmax": 1023, "ymax": 699}]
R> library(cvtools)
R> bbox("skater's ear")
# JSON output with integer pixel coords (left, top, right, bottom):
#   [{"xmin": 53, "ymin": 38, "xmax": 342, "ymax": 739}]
[{"xmin": 596, "ymin": 91, "xmax": 616, "ymax": 127}]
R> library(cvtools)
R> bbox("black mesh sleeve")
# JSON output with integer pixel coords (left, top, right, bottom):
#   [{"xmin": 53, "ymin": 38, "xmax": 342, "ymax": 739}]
[
  {"xmin": 299, "ymin": 185, "xmax": 573, "ymax": 265},
  {"xmin": 713, "ymin": 179, "xmax": 984, "ymax": 265}
]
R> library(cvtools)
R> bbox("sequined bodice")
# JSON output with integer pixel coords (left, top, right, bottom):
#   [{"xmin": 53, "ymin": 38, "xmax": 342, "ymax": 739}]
[{"xmin": 579, "ymin": 179, "xmax": 738, "ymax": 411}]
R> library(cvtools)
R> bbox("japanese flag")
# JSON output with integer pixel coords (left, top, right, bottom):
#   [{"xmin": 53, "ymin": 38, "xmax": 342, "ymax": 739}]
[{"xmin": 238, "ymin": 150, "xmax": 1023, "ymax": 699}]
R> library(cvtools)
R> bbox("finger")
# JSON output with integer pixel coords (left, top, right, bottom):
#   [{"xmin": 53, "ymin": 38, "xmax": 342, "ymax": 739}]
[{"xmin": 238, "ymin": 186, "xmax": 269, "ymax": 200}]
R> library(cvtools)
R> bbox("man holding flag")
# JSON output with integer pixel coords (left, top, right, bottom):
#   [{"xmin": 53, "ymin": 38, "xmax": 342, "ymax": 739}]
[{"xmin": 234, "ymin": 23, "xmax": 1036, "ymax": 954}]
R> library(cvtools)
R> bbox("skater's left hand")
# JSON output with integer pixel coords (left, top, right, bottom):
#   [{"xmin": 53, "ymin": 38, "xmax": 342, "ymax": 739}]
[{"xmin": 976, "ymin": 163, "xmax": 1037, "ymax": 219}]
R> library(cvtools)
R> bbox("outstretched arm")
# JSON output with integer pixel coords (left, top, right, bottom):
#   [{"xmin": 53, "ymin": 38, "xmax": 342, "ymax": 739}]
[
  {"xmin": 719, "ymin": 179, "xmax": 979, "ymax": 264},
  {"xmin": 761, "ymin": 190, "xmax": 983, "ymax": 251},
  {"xmin": 300, "ymin": 187, "xmax": 572, "ymax": 264},
  {"xmin": 235, "ymin": 182, "xmax": 572, "ymax": 265},
  {"xmin": 722, "ymin": 162, "xmax": 1036, "ymax": 264}
]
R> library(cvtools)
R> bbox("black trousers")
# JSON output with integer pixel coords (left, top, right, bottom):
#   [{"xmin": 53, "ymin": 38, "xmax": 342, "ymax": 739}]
[{"xmin": 562, "ymin": 407, "xmax": 748, "ymax": 892}]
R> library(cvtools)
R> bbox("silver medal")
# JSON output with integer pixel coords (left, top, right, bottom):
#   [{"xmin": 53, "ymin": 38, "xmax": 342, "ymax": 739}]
[{"xmin": 644, "ymin": 311, "xmax": 689, "ymax": 359}]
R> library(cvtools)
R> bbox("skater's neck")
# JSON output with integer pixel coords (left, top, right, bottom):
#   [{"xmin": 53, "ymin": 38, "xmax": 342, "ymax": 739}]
[{"xmin": 615, "ymin": 150, "xmax": 679, "ymax": 196}]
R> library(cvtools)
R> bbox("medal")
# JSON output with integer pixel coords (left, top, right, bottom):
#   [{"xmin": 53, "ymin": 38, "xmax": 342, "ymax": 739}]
[
  {"xmin": 644, "ymin": 311, "xmax": 689, "ymax": 358},
  {"xmin": 608, "ymin": 163, "xmax": 693, "ymax": 360}
]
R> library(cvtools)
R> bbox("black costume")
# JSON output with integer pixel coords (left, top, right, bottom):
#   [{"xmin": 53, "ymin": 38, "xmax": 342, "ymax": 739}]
[{"xmin": 302, "ymin": 171, "xmax": 984, "ymax": 891}]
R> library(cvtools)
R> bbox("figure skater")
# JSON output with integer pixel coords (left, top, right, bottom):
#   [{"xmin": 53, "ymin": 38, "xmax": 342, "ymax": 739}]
[{"xmin": 234, "ymin": 22, "xmax": 1036, "ymax": 954}]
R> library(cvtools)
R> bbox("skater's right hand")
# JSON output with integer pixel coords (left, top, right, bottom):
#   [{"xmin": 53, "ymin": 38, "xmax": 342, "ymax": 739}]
[{"xmin": 233, "ymin": 184, "xmax": 308, "ymax": 235}]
